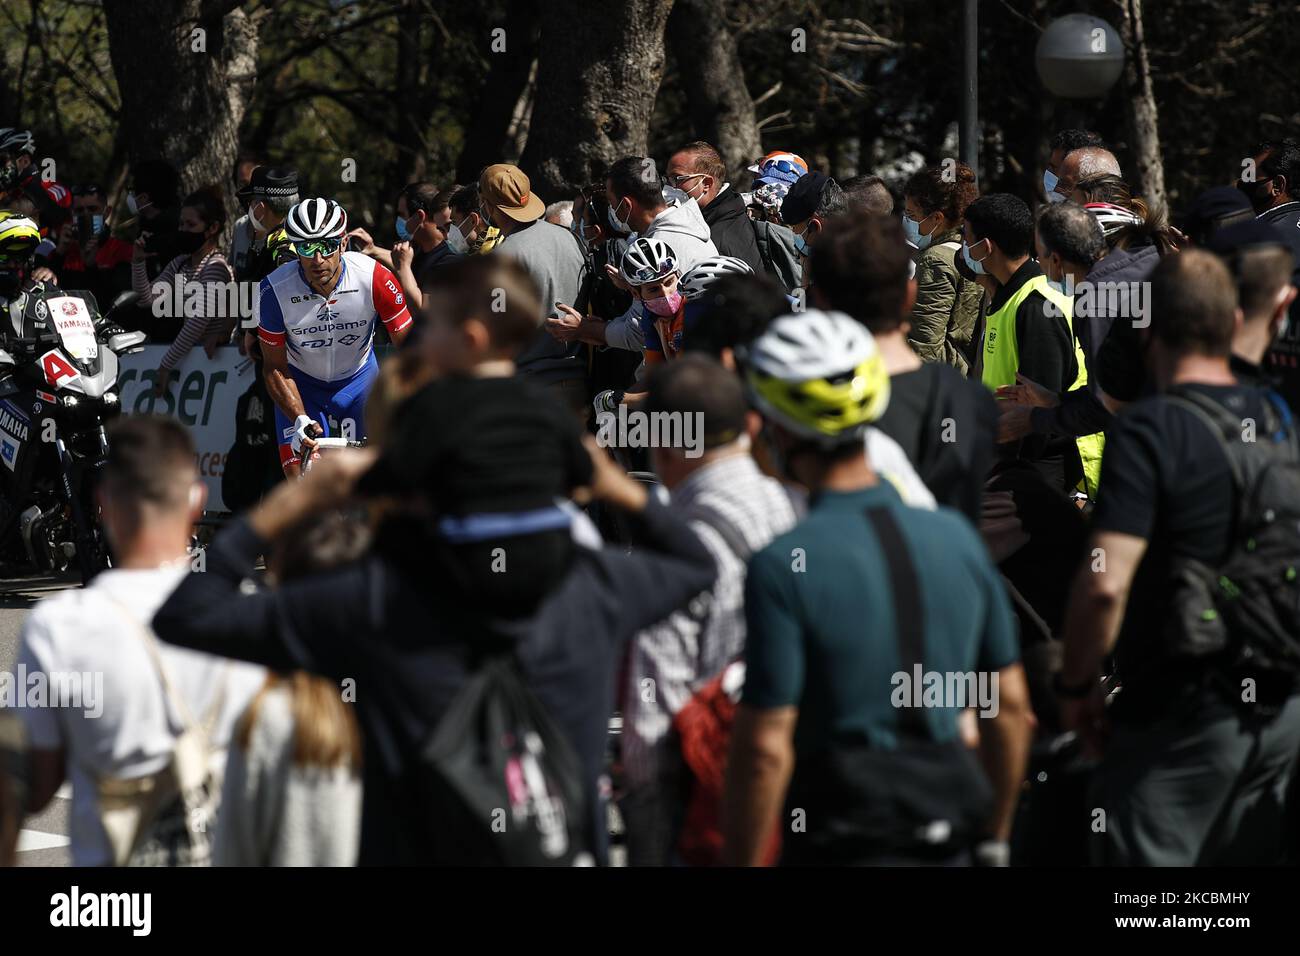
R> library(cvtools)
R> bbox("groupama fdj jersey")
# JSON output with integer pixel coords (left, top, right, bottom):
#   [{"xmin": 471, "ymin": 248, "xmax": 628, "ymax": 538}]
[{"xmin": 256, "ymin": 251, "xmax": 411, "ymax": 463}]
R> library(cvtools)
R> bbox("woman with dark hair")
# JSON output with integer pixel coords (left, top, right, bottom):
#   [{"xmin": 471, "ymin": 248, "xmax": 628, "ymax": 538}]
[
  {"xmin": 1074, "ymin": 173, "xmax": 1180, "ymax": 256},
  {"xmin": 132, "ymin": 184, "xmax": 234, "ymax": 393},
  {"xmin": 902, "ymin": 161, "xmax": 983, "ymax": 373}
]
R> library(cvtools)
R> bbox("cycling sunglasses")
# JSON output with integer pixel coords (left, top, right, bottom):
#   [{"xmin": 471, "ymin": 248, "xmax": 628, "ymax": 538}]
[
  {"xmin": 630, "ymin": 257, "xmax": 678, "ymax": 283},
  {"xmin": 292, "ymin": 237, "xmax": 342, "ymax": 258}
]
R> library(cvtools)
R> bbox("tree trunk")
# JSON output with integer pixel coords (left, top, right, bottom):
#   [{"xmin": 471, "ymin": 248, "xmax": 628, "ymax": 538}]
[
  {"xmin": 665, "ymin": 0, "xmax": 761, "ymax": 178},
  {"xmin": 102, "ymin": 0, "xmax": 257, "ymax": 230},
  {"xmin": 455, "ymin": 0, "xmax": 541, "ymax": 184},
  {"xmin": 520, "ymin": 0, "xmax": 675, "ymax": 200},
  {"xmin": 1119, "ymin": 0, "xmax": 1166, "ymax": 214}
]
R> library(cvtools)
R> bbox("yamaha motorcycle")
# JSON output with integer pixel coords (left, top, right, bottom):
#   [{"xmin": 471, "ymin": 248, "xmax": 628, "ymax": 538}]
[{"xmin": 0, "ymin": 285, "xmax": 145, "ymax": 583}]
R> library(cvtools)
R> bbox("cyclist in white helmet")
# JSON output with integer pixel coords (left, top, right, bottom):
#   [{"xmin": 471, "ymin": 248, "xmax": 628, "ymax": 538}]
[
  {"xmin": 678, "ymin": 254, "xmax": 754, "ymax": 301},
  {"xmin": 590, "ymin": 236, "xmax": 686, "ymax": 416},
  {"xmin": 257, "ymin": 197, "xmax": 413, "ymax": 476}
]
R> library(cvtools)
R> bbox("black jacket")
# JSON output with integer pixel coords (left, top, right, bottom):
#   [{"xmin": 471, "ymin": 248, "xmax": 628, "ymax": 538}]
[
  {"xmin": 700, "ymin": 186, "xmax": 764, "ymax": 275},
  {"xmin": 1030, "ymin": 244, "xmax": 1160, "ymax": 440},
  {"xmin": 152, "ymin": 497, "xmax": 716, "ymax": 865},
  {"xmin": 1091, "ymin": 244, "xmax": 1162, "ymax": 405}
]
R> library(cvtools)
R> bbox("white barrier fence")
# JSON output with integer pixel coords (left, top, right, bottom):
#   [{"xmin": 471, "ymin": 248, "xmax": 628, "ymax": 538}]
[{"xmin": 116, "ymin": 346, "xmax": 253, "ymax": 513}]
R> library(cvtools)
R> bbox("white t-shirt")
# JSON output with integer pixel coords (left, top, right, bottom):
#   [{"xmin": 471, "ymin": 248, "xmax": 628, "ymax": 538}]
[{"xmin": 14, "ymin": 565, "xmax": 266, "ymax": 866}]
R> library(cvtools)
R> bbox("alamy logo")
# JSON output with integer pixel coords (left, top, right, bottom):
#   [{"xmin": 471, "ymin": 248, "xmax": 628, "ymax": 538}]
[
  {"xmin": 0, "ymin": 666, "xmax": 103, "ymax": 718},
  {"xmin": 50, "ymin": 886, "xmax": 151, "ymax": 936},
  {"xmin": 890, "ymin": 665, "xmax": 1000, "ymax": 718},
  {"xmin": 1043, "ymin": 275, "xmax": 1151, "ymax": 327},
  {"xmin": 595, "ymin": 407, "xmax": 705, "ymax": 458}
]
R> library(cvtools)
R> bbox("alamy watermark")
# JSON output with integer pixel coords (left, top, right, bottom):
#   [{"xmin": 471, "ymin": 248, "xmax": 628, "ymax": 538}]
[
  {"xmin": 0, "ymin": 666, "xmax": 103, "ymax": 718},
  {"xmin": 595, "ymin": 407, "xmax": 705, "ymax": 458},
  {"xmin": 891, "ymin": 665, "xmax": 1000, "ymax": 718},
  {"xmin": 1043, "ymin": 275, "xmax": 1151, "ymax": 328}
]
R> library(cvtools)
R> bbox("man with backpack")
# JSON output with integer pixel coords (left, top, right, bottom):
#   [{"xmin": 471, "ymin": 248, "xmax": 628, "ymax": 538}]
[
  {"xmin": 722, "ymin": 311, "xmax": 1031, "ymax": 866},
  {"xmin": 9, "ymin": 417, "xmax": 266, "ymax": 866},
  {"xmin": 1060, "ymin": 250, "xmax": 1300, "ymax": 865},
  {"xmin": 618, "ymin": 355, "xmax": 801, "ymax": 865}
]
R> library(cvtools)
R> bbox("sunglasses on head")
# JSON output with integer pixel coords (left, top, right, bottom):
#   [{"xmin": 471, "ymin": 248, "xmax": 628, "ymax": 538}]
[{"xmin": 292, "ymin": 237, "xmax": 341, "ymax": 258}]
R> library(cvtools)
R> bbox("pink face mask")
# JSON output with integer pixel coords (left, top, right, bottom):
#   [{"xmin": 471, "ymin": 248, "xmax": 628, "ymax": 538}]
[{"xmin": 645, "ymin": 290, "xmax": 683, "ymax": 316}]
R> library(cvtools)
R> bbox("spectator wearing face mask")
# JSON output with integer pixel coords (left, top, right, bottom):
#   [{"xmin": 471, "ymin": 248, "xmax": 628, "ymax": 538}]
[
  {"xmin": 132, "ymin": 185, "xmax": 234, "ymax": 390},
  {"xmin": 1043, "ymin": 129, "xmax": 1104, "ymax": 205},
  {"xmin": 546, "ymin": 183, "xmax": 640, "ymax": 410},
  {"xmin": 666, "ymin": 140, "xmax": 764, "ymax": 275},
  {"xmin": 230, "ymin": 166, "xmax": 300, "ymax": 284},
  {"xmin": 902, "ymin": 161, "xmax": 983, "ymax": 373},
  {"xmin": 441, "ymin": 183, "xmax": 500, "ymax": 257},
  {"xmin": 389, "ymin": 183, "xmax": 458, "ymax": 312},
  {"xmin": 1051, "ymin": 146, "xmax": 1122, "ymax": 205},
  {"xmin": 123, "ymin": 159, "xmax": 183, "ymax": 286},
  {"xmin": 780, "ymin": 172, "xmax": 847, "ymax": 289}
]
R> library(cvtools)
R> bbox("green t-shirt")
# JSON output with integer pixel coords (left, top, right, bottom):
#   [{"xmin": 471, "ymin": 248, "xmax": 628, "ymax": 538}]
[{"xmin": 741, "ymin": 483, "xmax": 1018, "ymax": 752}]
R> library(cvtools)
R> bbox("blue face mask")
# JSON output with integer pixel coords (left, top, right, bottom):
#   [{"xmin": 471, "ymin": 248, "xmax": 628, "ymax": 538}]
[
  {"xmin": 793, "ymin": 225, "xmax": 813, "ymax": 258},
  {"xmin": 903, "ymin": 213, "xmax": 934, "ymax": 251},
  {"xmin": 395, "ymin": 215, "xmax": 411, "ymax": 241},
  {"xmin": 1046, "ymin": 277, "xmax": 1067, "ymax": 296},
  {"xmin": 1044, "ymin": 169, "xmax": 1065, "ymax": 204},
  {"xmin": 962, "ymin": 240, "xmax": 986, "ymax": 276}
]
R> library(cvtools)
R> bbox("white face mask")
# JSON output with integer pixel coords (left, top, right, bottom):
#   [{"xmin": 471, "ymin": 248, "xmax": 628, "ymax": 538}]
[
  {"xmin": 445, "ymin": 219, "xmax": 471, "ymax": 255},
  {"xmin": 608, "ymin": 199, "xmax": 633, "ymax": 235},
  {"xmin": 248, "ymin": 202, "xmax": 266, "ymax": 233}
]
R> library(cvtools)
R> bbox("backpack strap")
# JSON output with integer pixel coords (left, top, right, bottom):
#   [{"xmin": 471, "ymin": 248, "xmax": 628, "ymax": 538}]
[
  {"xmin": 864, "ymin": 507, "xmax": 929, "ymax": 740},
  {"xmin": 689, "ymin": 502, "xmax": 754, "ymax": 564}
]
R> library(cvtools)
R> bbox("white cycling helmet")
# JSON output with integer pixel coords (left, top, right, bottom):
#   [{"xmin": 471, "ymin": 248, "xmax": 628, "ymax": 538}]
[
  {"xmin": 284, "ymin": 197, "xmax": 348, "ymax": 242},
  {"xmin": 1084, "ymin": 202, "xmax": 1142, "ymax": 238},
  {"xmin": 619, "ymin": 236, "xmax": 679, "ymax": 286},
  {"xmin": 679, "ymin": 255, "xmax": 754, "ymax": 301},
  {"xmin": 743, "ymin": 309, "xmax": 890, "ymax": 444},
  {"xmin": 0, "ymin": 128, "xmax": 35, "ymax": 155}
]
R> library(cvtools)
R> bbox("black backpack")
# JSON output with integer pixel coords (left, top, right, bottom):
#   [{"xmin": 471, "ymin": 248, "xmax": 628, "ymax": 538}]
[
  {"xmin": 222, "ymin": 365, "xmax": 282, "ymax": 514},
  {"xmin": 1164, "ymin": 387, "xmax": 1300, "ymax": 677},
  {"xmin": 416, "ymin": 652, "xmax": 594, "ymax": 865}
]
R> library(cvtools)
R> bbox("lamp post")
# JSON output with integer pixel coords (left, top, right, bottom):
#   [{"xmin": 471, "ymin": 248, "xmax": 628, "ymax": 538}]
[
  {"xmin": 1035, "ymin": 14, "xmax": 1125, "ymax": 99},
  {"xmin": 959, "ymin": 0, "xmax": 978, "ymax": 173}
]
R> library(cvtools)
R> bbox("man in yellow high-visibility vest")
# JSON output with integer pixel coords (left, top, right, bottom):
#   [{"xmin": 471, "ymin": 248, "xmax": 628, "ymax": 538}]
[{"xmin": 965, "ymin": 193, "xmax": 1086, "ymax": 495}]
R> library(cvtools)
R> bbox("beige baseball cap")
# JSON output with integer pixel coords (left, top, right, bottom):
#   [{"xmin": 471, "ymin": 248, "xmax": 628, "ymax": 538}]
[{"xmin": 478, "ymin": 164, "xmax": 546, "ymax": 223}]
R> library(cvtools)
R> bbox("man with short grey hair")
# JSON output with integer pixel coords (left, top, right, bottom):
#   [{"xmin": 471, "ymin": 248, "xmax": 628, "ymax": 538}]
[{"xmin": 1053, "ymin": 147, "xmax": 1122, "ymax": 203}]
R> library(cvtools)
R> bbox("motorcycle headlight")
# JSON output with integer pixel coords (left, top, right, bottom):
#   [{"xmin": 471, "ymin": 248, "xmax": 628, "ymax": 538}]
[
  {"xmin": 103, "ymin": 391, "xmax": 118, "ymax": 406},
  {"xmin": 61, "ymin": 394, "xmax": 79, "ymax": 408}
]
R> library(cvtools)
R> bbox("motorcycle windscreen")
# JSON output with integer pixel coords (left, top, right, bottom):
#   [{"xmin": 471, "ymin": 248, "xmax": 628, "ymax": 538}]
[{"xmin": 45, "ymin": 296, "xmax": 99, "ymax": 363}]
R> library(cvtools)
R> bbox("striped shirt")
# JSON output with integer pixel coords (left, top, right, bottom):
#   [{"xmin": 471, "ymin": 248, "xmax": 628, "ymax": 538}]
[
  {"xmin": 132, "ymin": 250, "xmax": 235, "ymax": 371},
  {"xmin": 621, "ymin": 449, "xmax": 802, "ymax": 790}
]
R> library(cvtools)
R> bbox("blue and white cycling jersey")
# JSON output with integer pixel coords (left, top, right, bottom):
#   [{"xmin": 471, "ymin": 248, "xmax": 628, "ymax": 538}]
[{"xmin": 256, "ymin": 251, "xmax": 411, "ymax": 383}]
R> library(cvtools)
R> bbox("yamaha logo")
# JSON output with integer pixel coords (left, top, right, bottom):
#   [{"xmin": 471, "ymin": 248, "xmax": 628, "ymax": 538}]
[
  {"xmin": 34, "ymin": 300, "xmax": 47, "ymax": 320},
  {"xmin": 60, "ymin": 300, "xmax": 78, "ymax": 316}
]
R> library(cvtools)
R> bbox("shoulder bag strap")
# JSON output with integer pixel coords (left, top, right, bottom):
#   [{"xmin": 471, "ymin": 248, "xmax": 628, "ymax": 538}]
[
  {"xmin": 863, "ymin": 507, "xmax": 929, "ymax": 740},
  {"xmin": 100, "ymin": 592, "xmax": 228, "ymax": 740}
]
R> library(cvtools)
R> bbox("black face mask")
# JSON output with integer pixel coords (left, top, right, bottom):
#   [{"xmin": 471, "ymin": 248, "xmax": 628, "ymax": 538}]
[
  {"xmin": 0, "ymin": 265, "xmax": 26, "ymax": 298},
  {"xmin": 1239, "ymin": 177, "xmax": 1275, "ymax": 214},
  {"xmin": 176, "ymin": 229, "xmax": 207, "ymax": 254}
]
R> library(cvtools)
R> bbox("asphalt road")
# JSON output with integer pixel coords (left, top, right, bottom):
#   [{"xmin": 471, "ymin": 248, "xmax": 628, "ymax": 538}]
[{"xmin": 2, "ymin": 573, "xmax": 77, "ymax": 866}]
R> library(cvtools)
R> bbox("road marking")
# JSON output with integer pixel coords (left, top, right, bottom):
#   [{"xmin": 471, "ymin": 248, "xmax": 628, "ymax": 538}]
[{"xmin": 17, "ymin": 829, "xmax": 70, "ymax": 851}]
